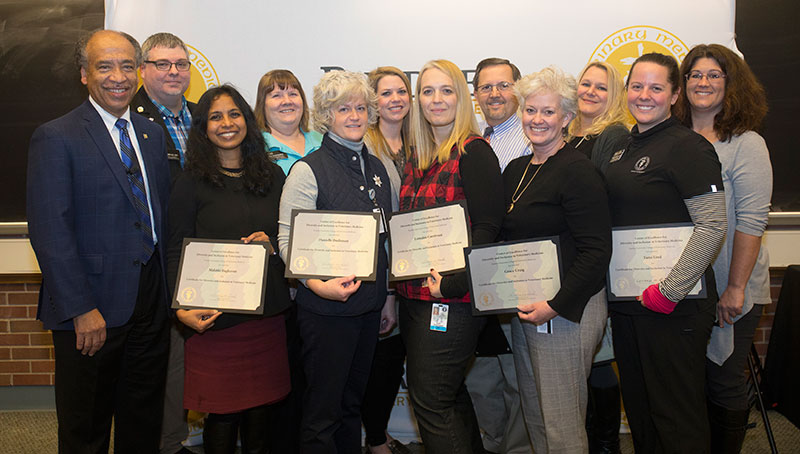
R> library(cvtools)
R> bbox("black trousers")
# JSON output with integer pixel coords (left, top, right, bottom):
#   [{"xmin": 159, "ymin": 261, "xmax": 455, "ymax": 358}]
[
  {"xmin": 296, "ymin": 306, "xmax": 380, "ymax": 454},
  {"xmin": 611, "ymin": 300, "xmax": 715, "ymax": 454},
  {"xmin": 52, "ymin": 252, "xmax": 169, "ymax": 454},
  {"xmin": 706, "ymin": 305, "xmax": 764, "ymax": 411},
  {"xmin": 361, "ymin": 334, "xmax": 406, "ymax": 447}
]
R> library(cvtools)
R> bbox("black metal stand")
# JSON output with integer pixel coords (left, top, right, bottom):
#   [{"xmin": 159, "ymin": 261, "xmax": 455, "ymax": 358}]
[{"xmin": 748, "ymin": 343, "xmax": 778, "ymax": 453}]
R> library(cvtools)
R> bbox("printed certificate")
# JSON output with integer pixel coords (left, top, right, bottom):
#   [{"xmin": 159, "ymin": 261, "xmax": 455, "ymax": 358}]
[
  {"xmin": 172, "ymin": 239, "xmax": 269, "ymax": 314},
  {"xmin": 389, "ymin": 201, "xmax": 471, "ymax": 281},
  {"xmin": 285, "ymin": 210, "xmax": 380, "ymax": 281},
  {"xmin": 466, "ymin": 237, "xmax": 562, "ymax": 315},
  {"xmin": 607, "ymin": 223, "xmax": 706, "ymax": 301}
]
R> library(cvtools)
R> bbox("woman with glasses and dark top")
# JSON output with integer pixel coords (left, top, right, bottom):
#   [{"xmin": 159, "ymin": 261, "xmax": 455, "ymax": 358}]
[
  {"xmin": 397, "ymin": 59, "xmax": 504, "ymax": 453},
  {"xmin": 360, "ymin": 66, "xmax": 414, "ymax": 454},
  {"xmin": 167, "ymin": 85, "xmax": 291, "ymax": 454},
  {"xmin": 277, "ymin": 70, "xmax": 392, "ymax": 454},
  {"xmin": 674, "ymin": 44, "xmax": 772, "ymax": 454},
  {"xmin": 502, "ymin": 66, "xmax": 611, "ymax": 453},
  {"xmin": 567, "ymin": 60, "xmax": 630, "ymax": 454},
  {"xmin": 605, "ymin": 53, "xmax": 727, "ymax": 453}
]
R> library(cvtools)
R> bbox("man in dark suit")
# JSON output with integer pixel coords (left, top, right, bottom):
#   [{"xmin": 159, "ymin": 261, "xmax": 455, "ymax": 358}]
[
  {"xmin": 130, "ymin": 31, "xmax": 195, "ymax": 454},
  {"xmin": 131, "ymin": 32, "xmax": 196, "ymax": 184},
  {"xmin": 27, "ymin": 29, "xmax": 171, "ymax": 453}
]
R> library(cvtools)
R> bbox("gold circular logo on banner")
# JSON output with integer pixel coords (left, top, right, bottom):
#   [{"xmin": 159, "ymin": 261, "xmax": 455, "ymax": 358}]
[
  {"xmin": 185, "ymin": 44, "xmax": 220, "ymax": 103},
  {"xmin": 182, "ymin": 287, "xmax": 197, "ymax": 302},
  {"xmin": 589, "ymin": 26, "xmax": 689, "ymax": 82}
]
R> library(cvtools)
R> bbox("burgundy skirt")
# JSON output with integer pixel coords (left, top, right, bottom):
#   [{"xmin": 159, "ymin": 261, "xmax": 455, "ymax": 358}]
[{"xmin": 184, "ymin": 316, "xmax": 290, "ymax": 414}]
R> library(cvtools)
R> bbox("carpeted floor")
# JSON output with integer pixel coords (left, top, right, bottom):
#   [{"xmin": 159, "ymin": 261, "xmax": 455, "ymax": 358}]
[{"xmin": 1, "ymin": 409, "xmax": 798, "ymax": 453}]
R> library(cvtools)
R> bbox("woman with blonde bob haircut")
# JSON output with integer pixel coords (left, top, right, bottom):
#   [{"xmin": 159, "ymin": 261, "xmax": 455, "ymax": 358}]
[
  {"xmin": 278, "ymin": 70, "xmax": 392, "ymax": 453},
  {"xmin": 254, "ymin": 69, "xmax": 322, "ymax": 175},
  {"xmin": 567, "ymin": 61, "xmax": 630, "ymax": 174},
  {"xmin": 502, "ymin": 66, "xmax": 611, "ymax": 453},
  {"xmin": 396, "ymin": 59, "xmax": 505, "ymax": 453}
]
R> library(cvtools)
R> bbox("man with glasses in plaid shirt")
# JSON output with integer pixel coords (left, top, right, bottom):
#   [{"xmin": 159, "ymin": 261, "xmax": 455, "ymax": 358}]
[
  {"xmin": 131, "ymin": 32, "xmax": 197, "ymax": 454},
  {"xmin": 132, "ymin": 32, "xmax": 196, "ymax": 185}
]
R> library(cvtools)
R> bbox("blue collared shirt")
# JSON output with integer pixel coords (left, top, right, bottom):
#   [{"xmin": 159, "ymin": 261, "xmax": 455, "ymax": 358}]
[
  {"xmin": 151, "ymin": 97, "xmax": 192, "ymax": 168},
  {"xmin": 481, "ymin": 114, "xmax": 532, "ymax": 171}
]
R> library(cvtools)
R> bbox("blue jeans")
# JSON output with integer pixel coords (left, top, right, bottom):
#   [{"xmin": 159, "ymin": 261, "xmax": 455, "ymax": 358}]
[{"xmin": 399, "ymin": 297, "xmax": 486, "ymax": 454}]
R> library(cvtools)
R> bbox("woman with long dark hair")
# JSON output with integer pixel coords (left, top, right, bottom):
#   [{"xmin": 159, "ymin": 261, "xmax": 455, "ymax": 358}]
[
  {"xmin": 675, "ymin": 44, "xmax": 772, "ymax": 453},
  {"xmin": 167, "ymin": 84, "xmax": 291, "ymax": 454}
]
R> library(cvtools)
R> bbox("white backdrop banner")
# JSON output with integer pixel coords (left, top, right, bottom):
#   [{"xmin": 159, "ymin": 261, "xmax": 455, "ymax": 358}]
[
  {"xmin": 106, "ymin": 0, "xmax": 736, "ymax": 108},
  {"xmin": 106, "ymin": 0, "xmax": 735, "ymax": 444}
]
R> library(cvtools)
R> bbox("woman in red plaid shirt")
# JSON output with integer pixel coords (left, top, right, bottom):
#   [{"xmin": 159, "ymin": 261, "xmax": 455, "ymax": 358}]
[{"xmin": 396, "ymin": 59, "xmax": 505, "ymax": 454}]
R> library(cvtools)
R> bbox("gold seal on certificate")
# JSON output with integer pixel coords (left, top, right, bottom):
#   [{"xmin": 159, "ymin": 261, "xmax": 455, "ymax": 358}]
[
  {"xmin": 465, "ymin": 237, "xmax": 562, "ymax": 315},
  {"xmin": 607, "ymin": 223, "xmax": 706, "ymax": 301},
  {"xmin": 172, "ymin": 239, "xmax": 270, "ymax": 314},
  {"xmin": 389, "ymin": 201, "xmax": 471, "ymax": 281},
  {"xmin": 285, "ymin": 210, "xmax": 381, "ymax": 281}
]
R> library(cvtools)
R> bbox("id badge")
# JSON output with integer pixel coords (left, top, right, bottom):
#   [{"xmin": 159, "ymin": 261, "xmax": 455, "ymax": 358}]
[
  {"xmin": 430, "ymin": 303, "xmax": 449, "ymax": 332},
  {"xmin": 373, "ymin": 207, "xmax": 387, "ymax": 234},
  {"xmin": 537, "ymin": 320, "xmax": 553, "ymax": 334}
]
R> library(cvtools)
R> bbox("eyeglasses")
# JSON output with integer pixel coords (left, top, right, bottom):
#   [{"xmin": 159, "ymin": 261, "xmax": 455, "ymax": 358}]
[
  {"xmin": 685, "ymin": 70, "xmax": 726, "ymax": 83},
  {"xmin": 144, "ymin": 60, "xmax": 192, "ymax": 72},
  {"xmin": 477, "ymin": 81, "xmax": 513, "ymax": 95}
]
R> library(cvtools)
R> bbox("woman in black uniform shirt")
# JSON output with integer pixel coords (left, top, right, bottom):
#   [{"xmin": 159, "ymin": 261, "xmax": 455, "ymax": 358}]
[
  {"xmin": 502, "ymin": 66, "xmax": 612, "ymax": 453},
  {"xmin": 604, "ymin": 53, "xmax": 727, "ymax": 454}
]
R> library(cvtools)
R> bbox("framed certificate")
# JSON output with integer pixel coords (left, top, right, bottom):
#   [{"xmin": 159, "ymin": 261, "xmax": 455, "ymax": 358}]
[
  {"xmin": 285, "ymin": 209, "xmax": 380, "ymax": 281},
  {"xmin": 388, "ymin": 200, "xmax": 471, "ymax": 281},
  {"xmin": 172, "ymin": 238, "xmax": 269, "ymax": 314},
  {"xmin": 607, "ymin": 223, "xmax": 706, "ymax": 301},
  {"xmin": 465, "ymin": 237, "xmax": 563, "ymax": 315}
]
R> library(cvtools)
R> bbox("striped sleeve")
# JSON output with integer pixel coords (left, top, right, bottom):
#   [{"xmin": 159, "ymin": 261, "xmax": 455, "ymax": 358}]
[{"xmin": 659, "ymin": 191, "xmax": 727, "ymax": 302}]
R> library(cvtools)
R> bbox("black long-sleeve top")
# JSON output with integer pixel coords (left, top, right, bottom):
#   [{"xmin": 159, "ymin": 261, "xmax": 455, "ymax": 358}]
[
  {"xmin": 500, "ymin": 143, "xmax": 612, "ymax": 322},
  {"xmin": 166, "ymin": 165, "xmax": 291, "ymax": 333}
]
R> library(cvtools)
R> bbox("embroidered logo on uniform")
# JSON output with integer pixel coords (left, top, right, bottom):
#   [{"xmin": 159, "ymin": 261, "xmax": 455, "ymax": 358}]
[
  {"xmin": 610, "ymin": 149, "xmax": 625, "ymax": 163},
  {"xmin": 632, "ymin": 156, "xmax": 650, "ymax": 173},
  {"xmin": 373, "ymin": 175, "xmax": 382, "ymax": 187}
]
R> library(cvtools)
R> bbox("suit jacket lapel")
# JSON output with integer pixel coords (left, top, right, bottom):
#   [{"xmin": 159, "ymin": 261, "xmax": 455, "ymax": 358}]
[{"xmin": 81, "ymin": 101, "xmax": 138, "ymax": 209}]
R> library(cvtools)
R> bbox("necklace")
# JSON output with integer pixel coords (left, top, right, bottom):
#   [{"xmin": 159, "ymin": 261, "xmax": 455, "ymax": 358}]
[
  {"xmin": 507, "ymin": 159, "xmax": 546, "ymax": 213},
  {"xmin": 574, "ymin": 136, "xmax": 588, "ymax": 148},
  {"xmin": 219, "ymin": 168, "xmax": 243, "ymax": 178}
]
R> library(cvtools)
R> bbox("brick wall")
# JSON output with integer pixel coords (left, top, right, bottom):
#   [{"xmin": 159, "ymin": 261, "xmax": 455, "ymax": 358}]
[
  {"xmin": 753, "ymin": 268, "xmax": 786, "ymax": 365},
  {"xmin": 0, "ymin": 269, "xmax": 791, "ymax": 387},
  {"xmin": 0, "ymin": 279, "xmax": 53, "ymax": 386}
]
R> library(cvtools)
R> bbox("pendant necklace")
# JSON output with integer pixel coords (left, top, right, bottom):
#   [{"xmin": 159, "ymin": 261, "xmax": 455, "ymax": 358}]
[{"xmin": 507, "ymin": 159, "xmax": 546, "ymax": 214}]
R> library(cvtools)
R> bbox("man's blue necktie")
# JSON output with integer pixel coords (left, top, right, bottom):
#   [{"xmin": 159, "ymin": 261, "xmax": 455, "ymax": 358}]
[{"xmin": 115, "ymin": 118, "xmax": 154, "ymax": 264}]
